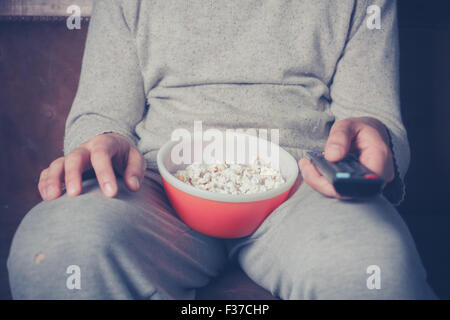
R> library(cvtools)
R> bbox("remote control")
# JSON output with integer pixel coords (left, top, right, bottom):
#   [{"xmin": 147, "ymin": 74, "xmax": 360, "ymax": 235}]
[{"xmin": 305, "ymin": 151, "xmax": 385, "ymax": 198}]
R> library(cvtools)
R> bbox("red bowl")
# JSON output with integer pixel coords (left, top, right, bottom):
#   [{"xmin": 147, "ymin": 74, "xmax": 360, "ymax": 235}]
[{"xmin": 157, "ymin": 132, "xmax": 299, "ymax": 238}]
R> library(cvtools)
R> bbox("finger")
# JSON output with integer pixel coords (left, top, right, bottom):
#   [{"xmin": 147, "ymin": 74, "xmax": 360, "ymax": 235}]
[
  {"xmin": 354, "ymin": 126, "xmax": 395, "ymax": 182},
  {"xmin": 299, "ymin": 158, "xmax": 342, "ymax": 198},
  {"xmin": 325, "ymin": 119, "xmax": 357, "ymax": 162},
  {"xmin": 122, "ymin": 147, "xmax": 146, "ymax": 192},
  {"xmin": 43, "ymin": 157, "xmax": 65, "ymax": 200},
  {"xmin": 90, "ymin": 145, "xmax": 119, "ymax": 198},
  {"xmin": 64, "ymin": 147, "xmax": 91, "ymax": 197},
  {"xmin": 38, "ymin": 168, "xmax": 49, "ymax": 200},
  {"xmin": 359, "ymin": 144, "xmax": 394, "ymax": 182}
]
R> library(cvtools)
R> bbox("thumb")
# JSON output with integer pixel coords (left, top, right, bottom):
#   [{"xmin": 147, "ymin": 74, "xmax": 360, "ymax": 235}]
[{"xmin": 325, "ymin": 119, "xmax": 357, "ymax": 162}]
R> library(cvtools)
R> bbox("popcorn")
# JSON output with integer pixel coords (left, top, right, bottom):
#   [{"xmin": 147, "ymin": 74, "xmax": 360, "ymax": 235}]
[{"xmin": 175, "ymin": 159, "xmax": 285, "ymax": 194}]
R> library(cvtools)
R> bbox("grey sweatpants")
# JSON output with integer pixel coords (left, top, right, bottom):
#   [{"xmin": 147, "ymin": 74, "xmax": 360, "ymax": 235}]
[{"xmin": 7, "ymin": 172, "xmax": 437, "ymax": 299}]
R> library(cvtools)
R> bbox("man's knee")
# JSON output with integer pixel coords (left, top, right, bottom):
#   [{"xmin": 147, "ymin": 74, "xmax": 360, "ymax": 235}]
[
  {"xmin": 239, "ymin": 190, "xmax": 436, "ymax": 299},
  {"xmin": 7, "ymin": 184, "xmax": 139, "ymax": 298},
  {"xmin": 10, "ymin": 186, "xmax": 134, "ymax": 253},
  {"xmin": 284, "ymin": 196, "xmax": 435, "ymax": 299}
]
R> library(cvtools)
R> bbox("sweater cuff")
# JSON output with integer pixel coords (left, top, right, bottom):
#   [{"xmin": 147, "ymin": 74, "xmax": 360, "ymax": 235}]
[
  {"xmin": 63, "ymin": 114, "xmax": 138, "ymax": 156},
  {"xmin": 382, "ymin": 127, "xmax": 407, "ymax": 206}
]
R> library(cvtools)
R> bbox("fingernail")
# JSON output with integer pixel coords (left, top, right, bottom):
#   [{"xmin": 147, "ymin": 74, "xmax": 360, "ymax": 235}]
[
  {"xmin": 298, "ymin": 158, "xmax": 306, "ymax": 168},
  {"xmin": 103, "ymin": 182, "xmax": 114, "ymax": 197},
  {"xmin": 130, "ymin": 176, "xmax": 140, "ymax": 190},
  {"xmin": 66, "ymin": 182, "xmax": 76, "ymax": 196},
  {"xmin": 326, "ymin": 144, "xmax": 343, "ymax": 159},
  {"xmin": 46, "ymin": 185, "xmax": 57, "ymax": 199}
]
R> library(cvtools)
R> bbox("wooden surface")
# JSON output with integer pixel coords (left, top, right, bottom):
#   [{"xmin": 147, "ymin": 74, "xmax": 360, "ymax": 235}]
[
  {"xmin": 0, "ymin": 21, "xmax": 88, "ymax": 206},
  {"xmin": 0, "ymin": 0, "xmax": 92, "ymax": 17}
]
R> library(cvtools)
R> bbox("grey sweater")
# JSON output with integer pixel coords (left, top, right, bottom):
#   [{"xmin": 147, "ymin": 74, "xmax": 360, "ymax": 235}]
[{"xmin": 63, "ymin": 0, "xmax": 409, "ymax": 203}]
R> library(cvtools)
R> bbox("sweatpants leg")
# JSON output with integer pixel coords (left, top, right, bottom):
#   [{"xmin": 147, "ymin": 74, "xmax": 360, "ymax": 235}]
[
  {"xmin": 227, "ymin": 183, "xmax": 438, "ymax": 300},
  {"xmin": 7, "ymin": 174, "xmax": 228, "ymax": 299}
]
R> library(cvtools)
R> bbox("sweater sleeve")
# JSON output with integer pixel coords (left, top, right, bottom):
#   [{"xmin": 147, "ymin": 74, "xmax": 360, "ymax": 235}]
[
  {"xmin": 63, "ymin": 0, "xmax": 145, "ymax": 155},
  {"xmin": 329, "ymin": 0, "xmax": 409, "ymax": 205}
]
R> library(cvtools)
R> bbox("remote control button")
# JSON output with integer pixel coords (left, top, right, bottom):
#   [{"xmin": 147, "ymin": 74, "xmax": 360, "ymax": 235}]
[
  {"xmin": 336, "ymin": 172, "xmax": 351, "ymax": 179},
  {"xmin": 313, "ymin": 152, "xmax": 324, "ymax": 157},
  {"xmin": 364, "ymin": 174, "xmax": 378, "ymax": 179}
]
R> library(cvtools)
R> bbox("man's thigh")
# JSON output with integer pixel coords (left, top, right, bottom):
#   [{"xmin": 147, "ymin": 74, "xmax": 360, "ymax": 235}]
[
  {"xmin": 226, "ymin": 183, "xmax": 437, "ymax": 299},
  {"xmin": 8, "ymin": 173, "xmax": 228, "ymax": 299}
]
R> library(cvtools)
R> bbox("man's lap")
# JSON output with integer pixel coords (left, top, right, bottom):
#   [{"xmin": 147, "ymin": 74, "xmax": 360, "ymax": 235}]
[{"xmin": 8, "ymin": 171, "xmax": 436, "ymax": 299}]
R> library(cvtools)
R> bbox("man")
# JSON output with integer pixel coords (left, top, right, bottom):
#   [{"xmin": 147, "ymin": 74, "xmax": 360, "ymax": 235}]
[{"xmin": 7, "ymin": 0, "xmax": 437, "ymax": 299}]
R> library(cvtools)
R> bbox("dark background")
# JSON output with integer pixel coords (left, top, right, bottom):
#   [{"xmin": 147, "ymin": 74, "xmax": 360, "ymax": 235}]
[
  {"xmin": 396, "ymin": 0, "xmax": 450, "ymax": 298},
  {"xmin": 0, "ymin": 0, "xmax": 449, "ymax": 299}
]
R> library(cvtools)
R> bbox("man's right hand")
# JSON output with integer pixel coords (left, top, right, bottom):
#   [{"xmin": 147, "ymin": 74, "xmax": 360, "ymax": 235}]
[{"xmin": 38, "ymin": 133, "xmax": 146, "ymax": 201}]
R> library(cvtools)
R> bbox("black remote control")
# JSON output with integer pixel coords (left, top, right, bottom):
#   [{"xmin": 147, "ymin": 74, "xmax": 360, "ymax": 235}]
[{"xmin": 306, "ymin": 151, "xmax": 385, "ymax": 198}]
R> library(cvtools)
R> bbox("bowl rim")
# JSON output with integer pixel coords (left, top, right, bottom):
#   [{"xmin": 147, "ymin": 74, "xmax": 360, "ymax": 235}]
[{"xmin": 157, "ymin": 132, "xmax": 299, "ymax": 203}]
